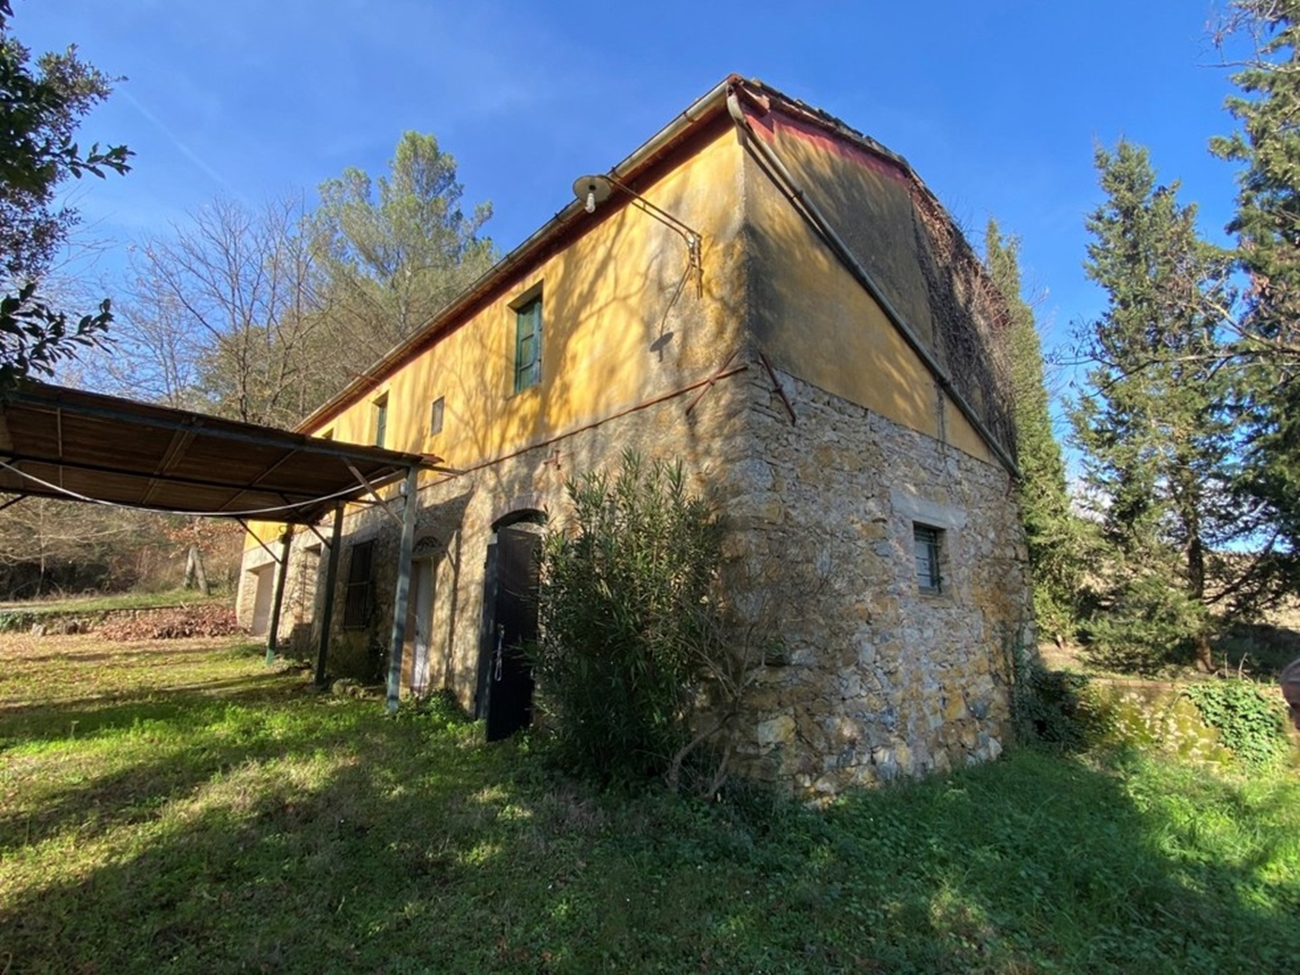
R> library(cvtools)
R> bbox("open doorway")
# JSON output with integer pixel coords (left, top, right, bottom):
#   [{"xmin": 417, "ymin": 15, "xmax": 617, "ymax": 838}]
[
  {"xmin": 249, "ymin": 563, "xmax": 276, "ymax": 637},
  {"xmin": 477, "ymin": 514, "xmax": 544, "ymax": 741},
  {"xmin": 407, "ymin": 557, "xmax": 435, "ymax": 696}
]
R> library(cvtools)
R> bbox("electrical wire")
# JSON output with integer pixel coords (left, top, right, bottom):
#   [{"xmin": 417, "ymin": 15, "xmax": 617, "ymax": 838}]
[{"xmin": 0, "ymin": 457, "xmax": 387, "ymax": 520}]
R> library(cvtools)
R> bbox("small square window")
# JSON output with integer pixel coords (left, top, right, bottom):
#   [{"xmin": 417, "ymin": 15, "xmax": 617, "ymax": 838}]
[
  {"xmin": 429, "ymin": 396, "xmax": 444, "ymax": 436},
  {"xmin": 373, "ymin": 395, "xmax": 388, "ymax": 448},
  {"xmin": 914, "ymin": 524, "xmax": 943, "ymax": 594},
  {"xmin": 513, "ymin": 295, "xmax": 542, "ymax": 393}
]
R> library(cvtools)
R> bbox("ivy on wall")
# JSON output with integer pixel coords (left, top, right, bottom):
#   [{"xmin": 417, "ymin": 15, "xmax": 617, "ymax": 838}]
[{"xmin": 1184, "ymin": 680, "xmax": 1292, "ymax": 768}]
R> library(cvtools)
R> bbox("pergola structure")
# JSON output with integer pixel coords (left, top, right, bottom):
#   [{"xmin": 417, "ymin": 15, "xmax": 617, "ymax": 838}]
[{"xmin": 0, "ymin": 380, "xmax": 437, "ymax": 707}]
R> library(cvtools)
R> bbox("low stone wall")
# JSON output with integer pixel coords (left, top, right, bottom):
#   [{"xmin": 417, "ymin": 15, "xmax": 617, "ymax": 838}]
[{"xmin": 1078, "ymin": 679, "xmax": 1236, "ymax": 765}]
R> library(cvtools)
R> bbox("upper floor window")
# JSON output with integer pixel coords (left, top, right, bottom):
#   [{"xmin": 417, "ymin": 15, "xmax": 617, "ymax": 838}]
[
  {"xmin": 373, "ymin": 394, "xmax": 388, "ymax": 448},
  {"xmin": 513, "ymin": 295, "xmax": 542, "ymax": 393},
  {"xmin": 429, "ymin": 396, "xmax": 445, "ymax": 436},
  {"xmin": 914, "ymin": 523, "xmax": 943, "ymax": 594}
]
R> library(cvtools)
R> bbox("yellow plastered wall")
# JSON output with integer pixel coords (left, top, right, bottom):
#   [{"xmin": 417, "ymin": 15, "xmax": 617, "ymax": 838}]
[
  {"xmin": 247, "ymin": 126, "xmax": 748, "ymax": 547},
  {"xmin": 743, "ymin": 117, "xmax": 998, "ymax": 467},
  {"xmin": 247, "ymin": 113, "xmax": 1008, "ymax": 554}
]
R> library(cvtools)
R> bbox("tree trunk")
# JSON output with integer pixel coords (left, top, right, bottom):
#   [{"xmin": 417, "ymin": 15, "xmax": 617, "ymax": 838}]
[
  {"xmin": 1177, "ymin": 472, "xmax": 1211, "ymax": 672},
  {"xmin": 184, "ymin": 543, "xmax": 211, "ymax": 595},
  {"xmin": 1195, "ymin": 631, "xmax": 1215, "ymax": 674},
  {"xmin": 1186, "ymin": 526, "xmax": 1205, "ymax": 603},
  {"xmin": 194, "ymin": 546, "xmax": 210, "ymax": 596}
]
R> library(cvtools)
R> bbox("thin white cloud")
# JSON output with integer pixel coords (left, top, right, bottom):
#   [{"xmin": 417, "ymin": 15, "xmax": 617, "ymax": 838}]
[{"xmin": 120, "ymin": 90, "xmax": 243, "ymax": 201}]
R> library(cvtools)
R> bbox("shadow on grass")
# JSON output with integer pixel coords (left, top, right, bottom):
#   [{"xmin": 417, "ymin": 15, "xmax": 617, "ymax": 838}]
[
  {"xmin": 0, "ymin": 678, "xmax": 356, "ymax": 853},
  {"xmin": 5, "ymin": 748, "xmax": 1299, "ymax": 972},
  {"xmin": 10, "ymin": 643, "xmax": 251, "ymax": 666},
  {"xmin": 0, "ymin": 688, "xmax": 538, "ymax": 973},
  {"xmin": 813, "ymin": 751, "xmax": 1298, "ymax": 972},
  {"xmin": 2, "ymin": 668, "xmax": 1297, "ymax": 972}
]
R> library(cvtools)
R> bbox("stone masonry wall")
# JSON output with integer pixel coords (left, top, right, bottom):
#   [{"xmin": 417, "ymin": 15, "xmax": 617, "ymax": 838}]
[
  {"xmin": 238, "ymin": 359, "xmax": 1031, "ymax": 797},
  {"xmin": 724, "ymin": 367, "xmax": 1032, "ymax": 796},
  {"xmin": 240, "ymin": 365, "xmax": 757, "ymax": 714}
]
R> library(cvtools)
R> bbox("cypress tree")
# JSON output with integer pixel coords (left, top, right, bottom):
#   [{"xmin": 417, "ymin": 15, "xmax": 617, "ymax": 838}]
[{"xmin": 984, "ymin": 220, "xmax": 1079, "ymax": 644}]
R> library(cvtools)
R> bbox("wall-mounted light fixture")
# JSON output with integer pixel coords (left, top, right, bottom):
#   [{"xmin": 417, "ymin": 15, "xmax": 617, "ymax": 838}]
[{"xmin": 572, "ymin": 174, "xmax": 702, "ymax": 298}]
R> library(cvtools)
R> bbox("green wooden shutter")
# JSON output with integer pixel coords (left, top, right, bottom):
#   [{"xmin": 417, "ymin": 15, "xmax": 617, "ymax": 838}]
[
  {"xmin": 374, "ymin": 397, "xmax": 388, "ymax": 447},
  {"xmin": 514, "ymin": 298, "xmax": 542, "ymax": 393}
]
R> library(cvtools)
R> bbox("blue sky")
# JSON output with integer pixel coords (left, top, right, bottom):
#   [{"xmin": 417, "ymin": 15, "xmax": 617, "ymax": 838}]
[{"xmin": 19, "ymin": 0, "xmax": 1247, "ymax": 410}]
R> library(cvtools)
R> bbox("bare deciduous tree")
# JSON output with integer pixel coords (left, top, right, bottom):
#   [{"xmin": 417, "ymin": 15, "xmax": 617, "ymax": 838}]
[{"xmin": 104, "ymin": 195, "xmax": 326, "ymax": 428}]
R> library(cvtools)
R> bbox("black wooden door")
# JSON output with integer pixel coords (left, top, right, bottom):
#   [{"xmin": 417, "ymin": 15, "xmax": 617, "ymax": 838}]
[{"xmin": 484, "ymin": 527, "xmax": 539, "ymax": 742}]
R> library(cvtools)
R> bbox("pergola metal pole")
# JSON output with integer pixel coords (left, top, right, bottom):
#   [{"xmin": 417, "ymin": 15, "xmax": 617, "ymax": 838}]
[
  {"xmin": 265, "ymin": 528, "xmax": 293, "ymax": 666},
  {"xmin": 314, "ymin": 504, "xmax": 345, "ymax": 690},
  {"xmin": 385, "ymin": 466, "xmax": 420, "ymax": 713}
]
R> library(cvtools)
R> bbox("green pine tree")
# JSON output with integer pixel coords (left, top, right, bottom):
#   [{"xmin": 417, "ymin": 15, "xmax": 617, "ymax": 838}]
[
  {"xmin": 984, "ymin": 220, "xmax": 1079, "ymax": 644},
  {"xmin": 1213, "ymin": 0, "xmax": 1300, "ymax": 598},
  {"xmin": 311, "ymin": 132, "xmax": 497, "ymax": 353},
  {"xmin": 1071, "ymin": 142, "xmax": 1243, "ymax": 673}
]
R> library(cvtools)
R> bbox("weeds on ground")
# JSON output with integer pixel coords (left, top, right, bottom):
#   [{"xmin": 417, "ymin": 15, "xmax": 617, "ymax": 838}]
[
  {"xmin": 1, "ymin": 633, "xmax": 1298, "ymax": 974},
  {"xmin": 1010, "ymin": 636, "xmax": 1092, "ymax": 750},
  {"xmin": 1184, "ymin": 678, "xmax": 1293, "ymax": 768}
]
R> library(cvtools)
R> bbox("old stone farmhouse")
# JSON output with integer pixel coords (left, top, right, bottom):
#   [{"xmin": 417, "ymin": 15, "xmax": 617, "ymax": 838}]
[{"xmin": 237, "ymin": 75, "xmax": 1032, "ymax": 796}]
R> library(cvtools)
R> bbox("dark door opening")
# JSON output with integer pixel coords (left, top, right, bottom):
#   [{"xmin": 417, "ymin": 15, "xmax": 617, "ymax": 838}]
[{"xmin": 481, "ymin": 525, "xmax": 540, "ymax": 741}]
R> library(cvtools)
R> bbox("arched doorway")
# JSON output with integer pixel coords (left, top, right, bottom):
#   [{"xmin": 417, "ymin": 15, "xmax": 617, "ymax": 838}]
[{"xmin": 477, "ymin": 510, "xmax": 545, "ymax": 741}]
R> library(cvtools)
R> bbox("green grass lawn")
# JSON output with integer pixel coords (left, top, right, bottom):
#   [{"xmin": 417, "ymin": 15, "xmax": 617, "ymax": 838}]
[
  {"xmin": 1, "ymin": 633, "xmax": 1298, "ymax": 974},
  {"xmin": 0, "ymin": 589, "xmax": 233, "ymax": 612}
]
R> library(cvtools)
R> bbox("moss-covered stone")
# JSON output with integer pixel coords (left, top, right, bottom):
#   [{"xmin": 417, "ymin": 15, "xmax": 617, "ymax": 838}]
[{"xmin": 1080, "ymin": 680, "xmax": 1237, "ymax": 767}]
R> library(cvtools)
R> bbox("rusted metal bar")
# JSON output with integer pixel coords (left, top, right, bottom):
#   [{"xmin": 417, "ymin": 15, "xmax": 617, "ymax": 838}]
[
  {"xmin": 315, "ymin": 505, "xmax": 345, "ymax": 689},
  {"xmin": 299, "ymin": 511, "xmax": 332, "ymax": 549},
  {"xmin": 344, "ymin": 459, "xmax": 405, "ymax": 529},
  {"xmin": 685, "ymin": 349, "xmax": 742, "ymax": 415},
  {"xmin": 758, "ymin": 352, "xmax": 797, "ymax": 425},
  {"xmin": 237, "ymin": 518, "xmax": 284, "ymax": 565},
  {"xmin": 385, "ymin": 466, "xmax": 421, "ymax": 713}
]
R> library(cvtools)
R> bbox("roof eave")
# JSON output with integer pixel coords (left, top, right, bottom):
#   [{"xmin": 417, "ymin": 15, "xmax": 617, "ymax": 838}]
[{"xmin": 299, "ymin": 73, "xmax": 745, "ymax": 433}]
